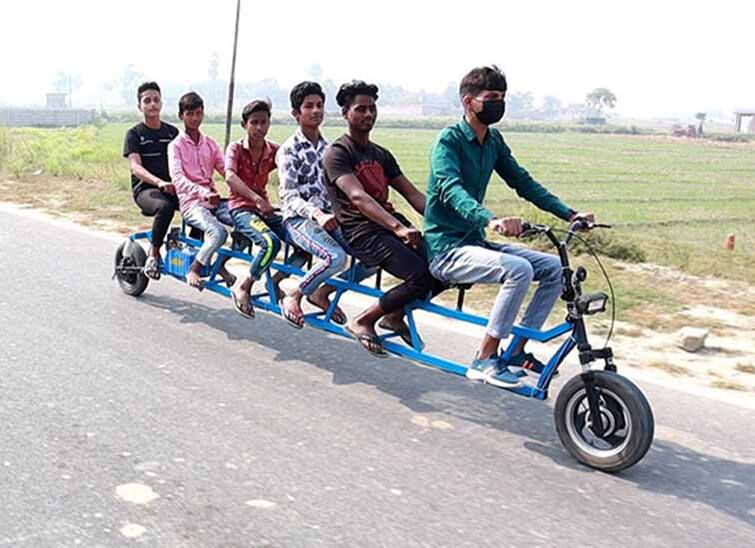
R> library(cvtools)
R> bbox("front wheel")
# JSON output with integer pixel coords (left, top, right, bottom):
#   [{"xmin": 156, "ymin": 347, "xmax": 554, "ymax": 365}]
[
  {"xmin": 114, "ymin": 240, "xmax": 149, "ymax": 297},
  {"xmin": 554, "ymin": 370, "xmax": 654, "ymax": 472}
]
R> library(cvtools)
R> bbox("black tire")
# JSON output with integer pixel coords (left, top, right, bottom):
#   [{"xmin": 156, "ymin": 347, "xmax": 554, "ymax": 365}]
[
  {"xmin": 114, "ymin": 240, "xmax": 149, "ymax": 297},
  {"xmin": 554, "ymin": 371, "xmax": 654, "ymax": 472}
]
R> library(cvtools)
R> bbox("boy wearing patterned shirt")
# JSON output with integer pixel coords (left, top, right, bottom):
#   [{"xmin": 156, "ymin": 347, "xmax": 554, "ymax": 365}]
[{"xmin": 277, "ymin": 81, "xmax": 373, "ymax": 328}]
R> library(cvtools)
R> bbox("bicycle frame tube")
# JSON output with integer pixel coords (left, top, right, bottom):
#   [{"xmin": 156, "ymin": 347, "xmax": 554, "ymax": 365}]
[{"xmin": 128, "ymin": 230, "xmax": 587, "ymax": 401}]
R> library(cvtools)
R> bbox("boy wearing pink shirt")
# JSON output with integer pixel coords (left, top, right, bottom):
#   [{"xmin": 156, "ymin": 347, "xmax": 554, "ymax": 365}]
[{"xmin": 169, "ymin": 92, "xmax": 232, "ymax": 289}]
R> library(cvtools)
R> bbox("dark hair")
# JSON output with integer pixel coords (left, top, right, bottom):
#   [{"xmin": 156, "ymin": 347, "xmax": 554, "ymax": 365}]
[
  {"xmin": 178, "ymin": 91, "xmax": 204, "ymax": 116},
  {"xmin": 137, "ymin": 81, "xmax": 161, "ymax": 103},
  {"xmin": 240, "ymin": 98, "xmax": 272, "ymax": 125},
  {"xmin": 335, "ymin": 80, "xmax": 379, "ymax": 114},
  {"xmin": 290, "ymin": 81, "xmax": 325, "ymax": 112},
  {"xmin": 459, "ymin": 65, "xmax": 507, "ymax": 98}
]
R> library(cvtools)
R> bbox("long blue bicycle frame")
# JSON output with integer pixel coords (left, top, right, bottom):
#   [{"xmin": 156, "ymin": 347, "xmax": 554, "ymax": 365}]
[{"xmin": 131, "ymin": 230, "xmax": 580, "ymax": 400}]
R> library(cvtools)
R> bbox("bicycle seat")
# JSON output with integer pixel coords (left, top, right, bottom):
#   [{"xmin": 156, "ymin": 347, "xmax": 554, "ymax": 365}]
[
  {"xmin": 444, "ymin": 282, "xmax": 473, "ymax": 310},
  {"xmin": 447, "ymin": 282, "xmax": 473, "ymax": 291}
]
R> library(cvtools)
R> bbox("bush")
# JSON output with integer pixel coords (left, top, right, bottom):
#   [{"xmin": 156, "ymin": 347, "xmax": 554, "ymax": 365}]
[
  {"xmin": 708, "ymin": 133, "xmax": 751, "ymax": 143},
  {"xmin": 519, "ymin": 210, "xmax": 646, "ymax": 263},
  {"xmin": 570, "ymin": 230, "xmax": 646, "ymax": 263}
]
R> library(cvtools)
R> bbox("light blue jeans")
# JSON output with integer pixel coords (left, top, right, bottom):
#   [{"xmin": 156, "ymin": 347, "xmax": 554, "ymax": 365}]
[
  {"xmin": 183, "ymin": 201, "xmax": 231, "ymax": 266},
  {"xmin": 429, "ymin": 241, "xmax": 562, "ymax": 339},
  {"xmin": 284, "ymin": 216, "xmax": 375, "ymax": 295}
]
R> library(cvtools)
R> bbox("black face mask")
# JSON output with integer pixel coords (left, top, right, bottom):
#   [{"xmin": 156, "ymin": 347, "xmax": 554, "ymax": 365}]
[{"xmin": 475, "ymin": 99, "xmax": 506, "ymax": 125}]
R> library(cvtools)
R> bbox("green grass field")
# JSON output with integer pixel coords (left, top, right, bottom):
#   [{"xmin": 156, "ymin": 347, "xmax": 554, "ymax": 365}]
[{"xmin": 2, "ymin": 122, "xmax": 753, "ymax": 286}]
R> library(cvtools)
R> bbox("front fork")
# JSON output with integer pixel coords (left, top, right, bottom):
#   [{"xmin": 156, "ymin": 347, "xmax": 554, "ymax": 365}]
[{"xmin": 572, "ymin": 315, "xmax": 616, "ymax": 438}]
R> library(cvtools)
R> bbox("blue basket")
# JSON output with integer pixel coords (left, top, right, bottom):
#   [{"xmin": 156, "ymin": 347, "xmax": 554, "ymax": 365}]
[{"xmin": 164, "ymin": 247, "xmax": 208, "ymax": 278}]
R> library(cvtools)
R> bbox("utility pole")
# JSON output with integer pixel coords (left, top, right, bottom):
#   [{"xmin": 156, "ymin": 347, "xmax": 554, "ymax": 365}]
[{"xmin": 224, "ymin": 0, "xmax": 241, "ymax": 151}]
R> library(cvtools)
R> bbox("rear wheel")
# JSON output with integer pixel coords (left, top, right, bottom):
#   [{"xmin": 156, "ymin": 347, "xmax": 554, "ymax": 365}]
[
  {"xmin": 114, "ymin": 240, "xmax": 149, "ymax": 297},
  {"xmin": 554, "ymin": 370, "xmax": 654, "ymax": 472}
]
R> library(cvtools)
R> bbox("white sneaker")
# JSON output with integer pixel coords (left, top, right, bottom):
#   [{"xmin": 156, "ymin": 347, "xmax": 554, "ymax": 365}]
[
  {"xmin": 484, "ymin": 367, "xmax": 522, "ymax": 388},
  {"xmin": 466, "ymin": 355, "xmax": 499, "ymax": 381}
]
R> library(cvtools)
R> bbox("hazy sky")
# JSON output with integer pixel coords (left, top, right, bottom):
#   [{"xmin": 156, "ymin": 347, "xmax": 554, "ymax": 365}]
[{"xmin": 2, "ymin": 0, "xmax": 753, "ymax": 118}]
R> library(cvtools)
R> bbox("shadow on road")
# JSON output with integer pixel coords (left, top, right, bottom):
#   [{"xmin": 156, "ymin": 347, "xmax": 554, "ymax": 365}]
[
  {"xmin": 139, "ymin": 292, "xmax": 755, "ymax": 529},
  {"xmin": 525, "ymin": 438, "xmax": 755, "ymax": 528}
]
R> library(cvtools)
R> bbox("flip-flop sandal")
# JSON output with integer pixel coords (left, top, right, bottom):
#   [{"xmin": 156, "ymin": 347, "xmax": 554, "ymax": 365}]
[
  {"xmin": 231, "ymin": 292, "xmax": 255, "ymax": 320},
  {"xmin": 377, "ymin": 319, "xmax": 425, "ymax": 350},
  {"xmin": 280, "ymin": 300, "xmax": 304, "ymax": 329},
  {"xmin": 188, "ymin": 277, "xmax": 205, "ymax": 292},
  {"xmin": 329, "ymin": 307, "xmax": 347, "ymax": 325},
  {"xmin": 222, "ymin": 272, "xmax": 237, "ymax": 288},
  {"xmin": 344, "ymin": 325, "xmax": 388, "ymax": 358},
  {"xmin": 144, "ymin": 256, "xmax": 161, "ymax": 280},
  {"xmin": 217, "ymin": 265, "xmax": 237, "ymax": 288},
  {"xmin": 306, "ymin": 297, "xmax": 347, "ymax": 325}
]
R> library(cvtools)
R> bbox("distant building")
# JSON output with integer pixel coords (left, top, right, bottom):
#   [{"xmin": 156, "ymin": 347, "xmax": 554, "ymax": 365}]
[
  {"xmin": 0, "ymin": 108, "xmax": 95, "ymax": 127},
  {"xmin": 733, "ymin": 110, "xmax": 755, "ymax": 133},
  {"xmin": 0, "ymin": 90, "xmax": 97, "ymax": 127},
  {"xmin": 46, "ymin": 93, "xmax": 68, "ymax": 109}
]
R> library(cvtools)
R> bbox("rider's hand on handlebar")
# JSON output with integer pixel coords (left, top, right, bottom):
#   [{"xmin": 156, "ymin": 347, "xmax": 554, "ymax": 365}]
[
  {"xmin": 568, "ymin": 211, "xmax": 596, "ymax": 231},
  {"xmin": 488, "ymin": 217, "xmax": 524, "ymax": 237}
]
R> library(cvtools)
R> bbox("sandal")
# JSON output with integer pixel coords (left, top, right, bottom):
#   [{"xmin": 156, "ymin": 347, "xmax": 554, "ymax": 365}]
[
  {"xmin": 377, "ymin": 319, "xmax": 425, "ymax": 350},
  {"xmin": 280, "ymin": 297, "xmax": 304, "ymax": 329},
  {"xmin": 187, "ymin": 273, "xmax": 205, "ymax": 291},
  {"xmin": 345, "ymin": 324, "xmax": 388, "ymax": 358},
  {"xmin": 306, "ymin": 296, "xmax": 347, "ymax": 325},
  {"xmin": 231, "ymin": 291, "xmax": 255, "ymax": 320},
  {"xmin": 144, "ymin": 256, "xmax": 161, "ymax": 280},
  {"xmin": 218, "ymin": 267, "xmax": 237, "ymax": 288}
]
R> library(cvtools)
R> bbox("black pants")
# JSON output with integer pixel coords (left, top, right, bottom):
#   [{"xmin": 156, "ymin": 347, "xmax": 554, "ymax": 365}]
[
  {"xmin": 133, "ymin": 188, "xmax": 179, "ymax": 247},
  {"xmin": 350, "ymin": 228, "xmax": 444, "ymax": 315}
]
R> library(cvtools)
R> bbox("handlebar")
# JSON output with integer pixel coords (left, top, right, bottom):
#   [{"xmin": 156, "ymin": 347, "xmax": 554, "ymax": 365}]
[
  {"xmin": 519, "ymin": 220, "xmax": 611, "ymax": 250},
  {"xmin": 521, "ymin": 220, "xmax": 612, "ymax": 236}
]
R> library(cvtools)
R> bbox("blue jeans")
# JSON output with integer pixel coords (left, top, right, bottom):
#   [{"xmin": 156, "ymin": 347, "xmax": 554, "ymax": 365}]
[
  {"xmin": 230, "ymin": 209, "xmax": 308, "ymax": 280},
  {"xmin": 183, "ymin": 201, "xmax": 231, "ymax": 266},
  {"xmin": 284, "ymin": 216, "xmax": 374, "ymax": 296},
  {"xmin": 429, "ymin": 241, "xmax": 562, "ymax": 339}
]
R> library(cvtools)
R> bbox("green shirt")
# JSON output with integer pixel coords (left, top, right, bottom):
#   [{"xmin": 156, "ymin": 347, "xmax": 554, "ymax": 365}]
[{"xmin": 423, "ymin": 118, "xmax": 573, "ymax": 259}]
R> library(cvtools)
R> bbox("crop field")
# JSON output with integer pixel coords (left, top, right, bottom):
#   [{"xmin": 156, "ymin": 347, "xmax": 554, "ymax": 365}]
[{"xmin": 2, "ymin": 122, "xmax": 753, "ymax": 287}]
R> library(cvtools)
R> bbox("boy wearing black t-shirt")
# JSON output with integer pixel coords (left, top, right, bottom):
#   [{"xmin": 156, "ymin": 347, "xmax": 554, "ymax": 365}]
[
  {"xmin": 123, "ymin": 81, "xmax": 180, "ymax": 279},
  {"xmin": 323, "ymin": 80, "xmax": 443, "ymax": 356}
]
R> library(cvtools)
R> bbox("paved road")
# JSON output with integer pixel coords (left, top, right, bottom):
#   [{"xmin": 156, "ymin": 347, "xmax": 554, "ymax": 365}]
[{"xmin": 1, "ymin": 209, "xmax": 753, "ymax": 547}]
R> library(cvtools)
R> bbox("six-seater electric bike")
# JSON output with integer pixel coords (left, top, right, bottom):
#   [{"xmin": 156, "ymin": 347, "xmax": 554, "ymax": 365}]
[{"xmin": 114, "ymin": 218, "xmax": 654, "ymax": 472}]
